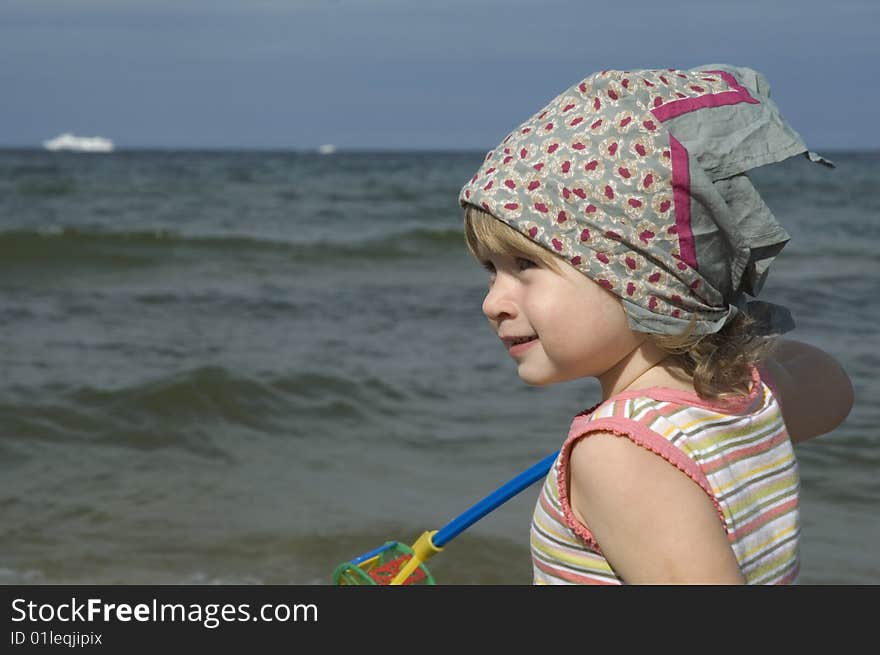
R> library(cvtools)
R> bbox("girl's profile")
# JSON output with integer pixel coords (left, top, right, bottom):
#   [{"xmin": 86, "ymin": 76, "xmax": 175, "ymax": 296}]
[{"xmin": 459, "ymin": 64, "xmax": 854, "ymax": 584}]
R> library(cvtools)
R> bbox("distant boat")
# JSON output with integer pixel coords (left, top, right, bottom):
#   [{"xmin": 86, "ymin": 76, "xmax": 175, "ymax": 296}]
[
  {"xmin": 317, "ymin": 144, "xmax": 337, "ymax": 155},
  {"xmin": 43, "ymin": 133, "xmax": 115, "ymax": 153}
]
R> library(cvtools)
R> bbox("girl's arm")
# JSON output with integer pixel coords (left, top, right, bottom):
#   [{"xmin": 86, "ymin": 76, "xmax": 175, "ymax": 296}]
[
  {"xmin": 758, "ymin": 339, "xmax": 854, "ymax": 444},
  {"xmin": 568, "ymin": 433, "xmax": 745, "ymax": 584}
]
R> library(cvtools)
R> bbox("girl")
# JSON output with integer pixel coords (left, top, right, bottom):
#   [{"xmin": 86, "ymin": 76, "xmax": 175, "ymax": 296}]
[{"xmin": 459, "ymin": 64, "xmax": 853, "ymax": 584}]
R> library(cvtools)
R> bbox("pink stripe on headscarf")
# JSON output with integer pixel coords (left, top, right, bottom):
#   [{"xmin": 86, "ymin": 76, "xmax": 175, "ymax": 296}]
[
  {"xmin": 650, "ymin": 70, "xmax": 761, "ymax": 271},
  {"xmin": 669, "ymin": 135, "xmax": 698, "ymax": 269},
  {"xmin": 651, "ymin": 70, "xmax": 759, "ymax": 122}
]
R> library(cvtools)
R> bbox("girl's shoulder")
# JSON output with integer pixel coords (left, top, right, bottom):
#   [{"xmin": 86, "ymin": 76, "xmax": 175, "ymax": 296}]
[
  {"xmin": 564, "ymin": 429, "xmax": 747, "ymax": 583},
  {"xmin": 565, "ymin": 366, "xmax": 775, "ymax": 474}
]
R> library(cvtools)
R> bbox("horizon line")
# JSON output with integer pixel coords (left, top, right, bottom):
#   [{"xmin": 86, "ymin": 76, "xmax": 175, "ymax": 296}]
[
  {"xmin": 0, "ymin": 145, "xmax": 494, "ymax": 154},
  {"xmin": 1, "ymin": 145, "xmax": 877, "ymax": 156}
]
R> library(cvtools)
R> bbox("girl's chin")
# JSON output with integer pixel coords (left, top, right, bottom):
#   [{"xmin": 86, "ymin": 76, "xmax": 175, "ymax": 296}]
[
  {"xmin": 517, "ymin": 361, "xmax": 597, "ymax": 387},
  {"xmin": 515, "ymin": 366, "xmax": 558, "ymax": 387}
]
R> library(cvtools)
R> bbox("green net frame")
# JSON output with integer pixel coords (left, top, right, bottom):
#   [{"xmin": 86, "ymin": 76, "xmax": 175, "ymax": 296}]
[{"xmin": 333, "ymin": 541, "xmax": 436, "ymax": 585}]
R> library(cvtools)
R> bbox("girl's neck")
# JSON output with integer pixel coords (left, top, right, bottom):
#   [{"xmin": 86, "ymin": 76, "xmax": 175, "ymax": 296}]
[{"xmin": 598, "ymin": 339, "xmax": 695, "ymax": 400}]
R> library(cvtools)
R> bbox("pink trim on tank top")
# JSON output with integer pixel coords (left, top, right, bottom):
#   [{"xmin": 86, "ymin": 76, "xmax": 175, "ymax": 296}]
[
  {"xmin": 756, "ymin": 363, "xmax": 781, "ymax": 408},
  {"xmin": 556, "ymin": 366, "xmax": 772, "ymax": 555},
  {"xmin": 556, "ymin": 417, "xmax": 730, "ymax": 554},
  {"xmin": 554, "ymin": 367, "xmax": 766, "ymax": 553}
]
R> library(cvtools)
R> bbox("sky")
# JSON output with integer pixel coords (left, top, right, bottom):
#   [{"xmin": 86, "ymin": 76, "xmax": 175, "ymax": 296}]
[{"xmin": 1, "ymin": 0, "xmax": 878, "ymax": 151}]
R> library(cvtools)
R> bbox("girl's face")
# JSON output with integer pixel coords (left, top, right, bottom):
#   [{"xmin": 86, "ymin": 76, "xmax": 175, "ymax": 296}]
[{"xmin": 480, "ymin": 251, "xmax": 645, "ymax": 387}]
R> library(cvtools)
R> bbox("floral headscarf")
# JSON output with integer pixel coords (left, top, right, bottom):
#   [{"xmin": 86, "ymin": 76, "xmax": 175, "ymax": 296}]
[{"xmin": 459, "ymin": 64, "xmax": 833, "ymax": 335}]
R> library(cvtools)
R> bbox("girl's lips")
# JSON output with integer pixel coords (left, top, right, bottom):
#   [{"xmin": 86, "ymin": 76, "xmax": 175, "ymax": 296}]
[{"xmin": 508, "ymin": 337, "xmax": 539, "ymax": 357}]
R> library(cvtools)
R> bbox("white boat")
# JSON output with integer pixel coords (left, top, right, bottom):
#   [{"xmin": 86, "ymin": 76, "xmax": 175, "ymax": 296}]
[
  {"xmin": 43, "ymin": 133, "xmax": 115, "ymax": 153},
  {"xmin": 317, "ymin": 144, "xmax": 337, "ymax": 155}
]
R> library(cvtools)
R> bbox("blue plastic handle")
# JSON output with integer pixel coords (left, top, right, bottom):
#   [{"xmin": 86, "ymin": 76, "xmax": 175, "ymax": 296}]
[
  {"xmin": 432, "ymin": 450, "xmax": 559, "ymax": 548},
  {"xmin": 349, "ymin": 541, "xmax": 398, "ymax": 567}
]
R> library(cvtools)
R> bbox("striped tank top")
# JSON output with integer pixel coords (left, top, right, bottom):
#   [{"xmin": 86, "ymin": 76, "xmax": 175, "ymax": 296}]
[{"xmin": 531, "ymin": 366, "xmax": 800, "ymax": 584}]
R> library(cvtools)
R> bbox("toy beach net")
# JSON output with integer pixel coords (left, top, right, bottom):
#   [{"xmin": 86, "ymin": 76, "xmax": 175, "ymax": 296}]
[
  {"xmin": 333, "ymin": 451, "xmax": 558, "ymax": 585},
  {"xmin": 334, "ymin": 540, "xmax": 435, "ymax": 586}
]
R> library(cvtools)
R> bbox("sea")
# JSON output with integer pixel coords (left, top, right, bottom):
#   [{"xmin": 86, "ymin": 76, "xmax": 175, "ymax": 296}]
[{"xmin": 1, "ymin": 148, "xmax": 877, "ymax": 585}]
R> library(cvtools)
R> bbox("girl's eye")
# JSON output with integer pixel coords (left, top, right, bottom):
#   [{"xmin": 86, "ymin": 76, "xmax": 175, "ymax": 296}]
[
  {"xmin": 480, "ymin": 260, "xmax": 497, "ymax": 285},
  {"xmin": 516, "ymin": 257, "xmax": 537, "ymax": 271}
]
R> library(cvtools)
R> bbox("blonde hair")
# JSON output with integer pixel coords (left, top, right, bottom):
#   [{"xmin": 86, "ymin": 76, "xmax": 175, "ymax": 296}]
[
  {"xmin": 463, "ymin": 204, "xmax": 561, "ymax": 272},
  {"xmin": 647, "ymin": 314, "xmax": 777, "ymax": 399},
  {"xmin": 463, "ymin": 205, "xmax": 776, "ymax": 400}
]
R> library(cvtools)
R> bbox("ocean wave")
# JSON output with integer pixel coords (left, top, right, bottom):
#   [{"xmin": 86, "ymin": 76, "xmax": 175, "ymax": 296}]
[
  {"xmin": 0, "ymin": 226, "xmax": 466, "ymax": 272},
  {"xmin": 2, "ymin": 366, "xmax": 414, "ymax": 456}
]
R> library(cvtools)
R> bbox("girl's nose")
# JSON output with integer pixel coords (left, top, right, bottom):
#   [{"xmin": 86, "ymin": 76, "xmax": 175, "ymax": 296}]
[{"xmin": 482, "ymin": 278, "xmax": 517, "ymax": 322}]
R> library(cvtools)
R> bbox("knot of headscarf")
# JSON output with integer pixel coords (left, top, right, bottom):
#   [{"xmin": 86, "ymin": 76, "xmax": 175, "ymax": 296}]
[{"xmin": 459, "ymin": 64, "xmax": 833, "ymax": 336}]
